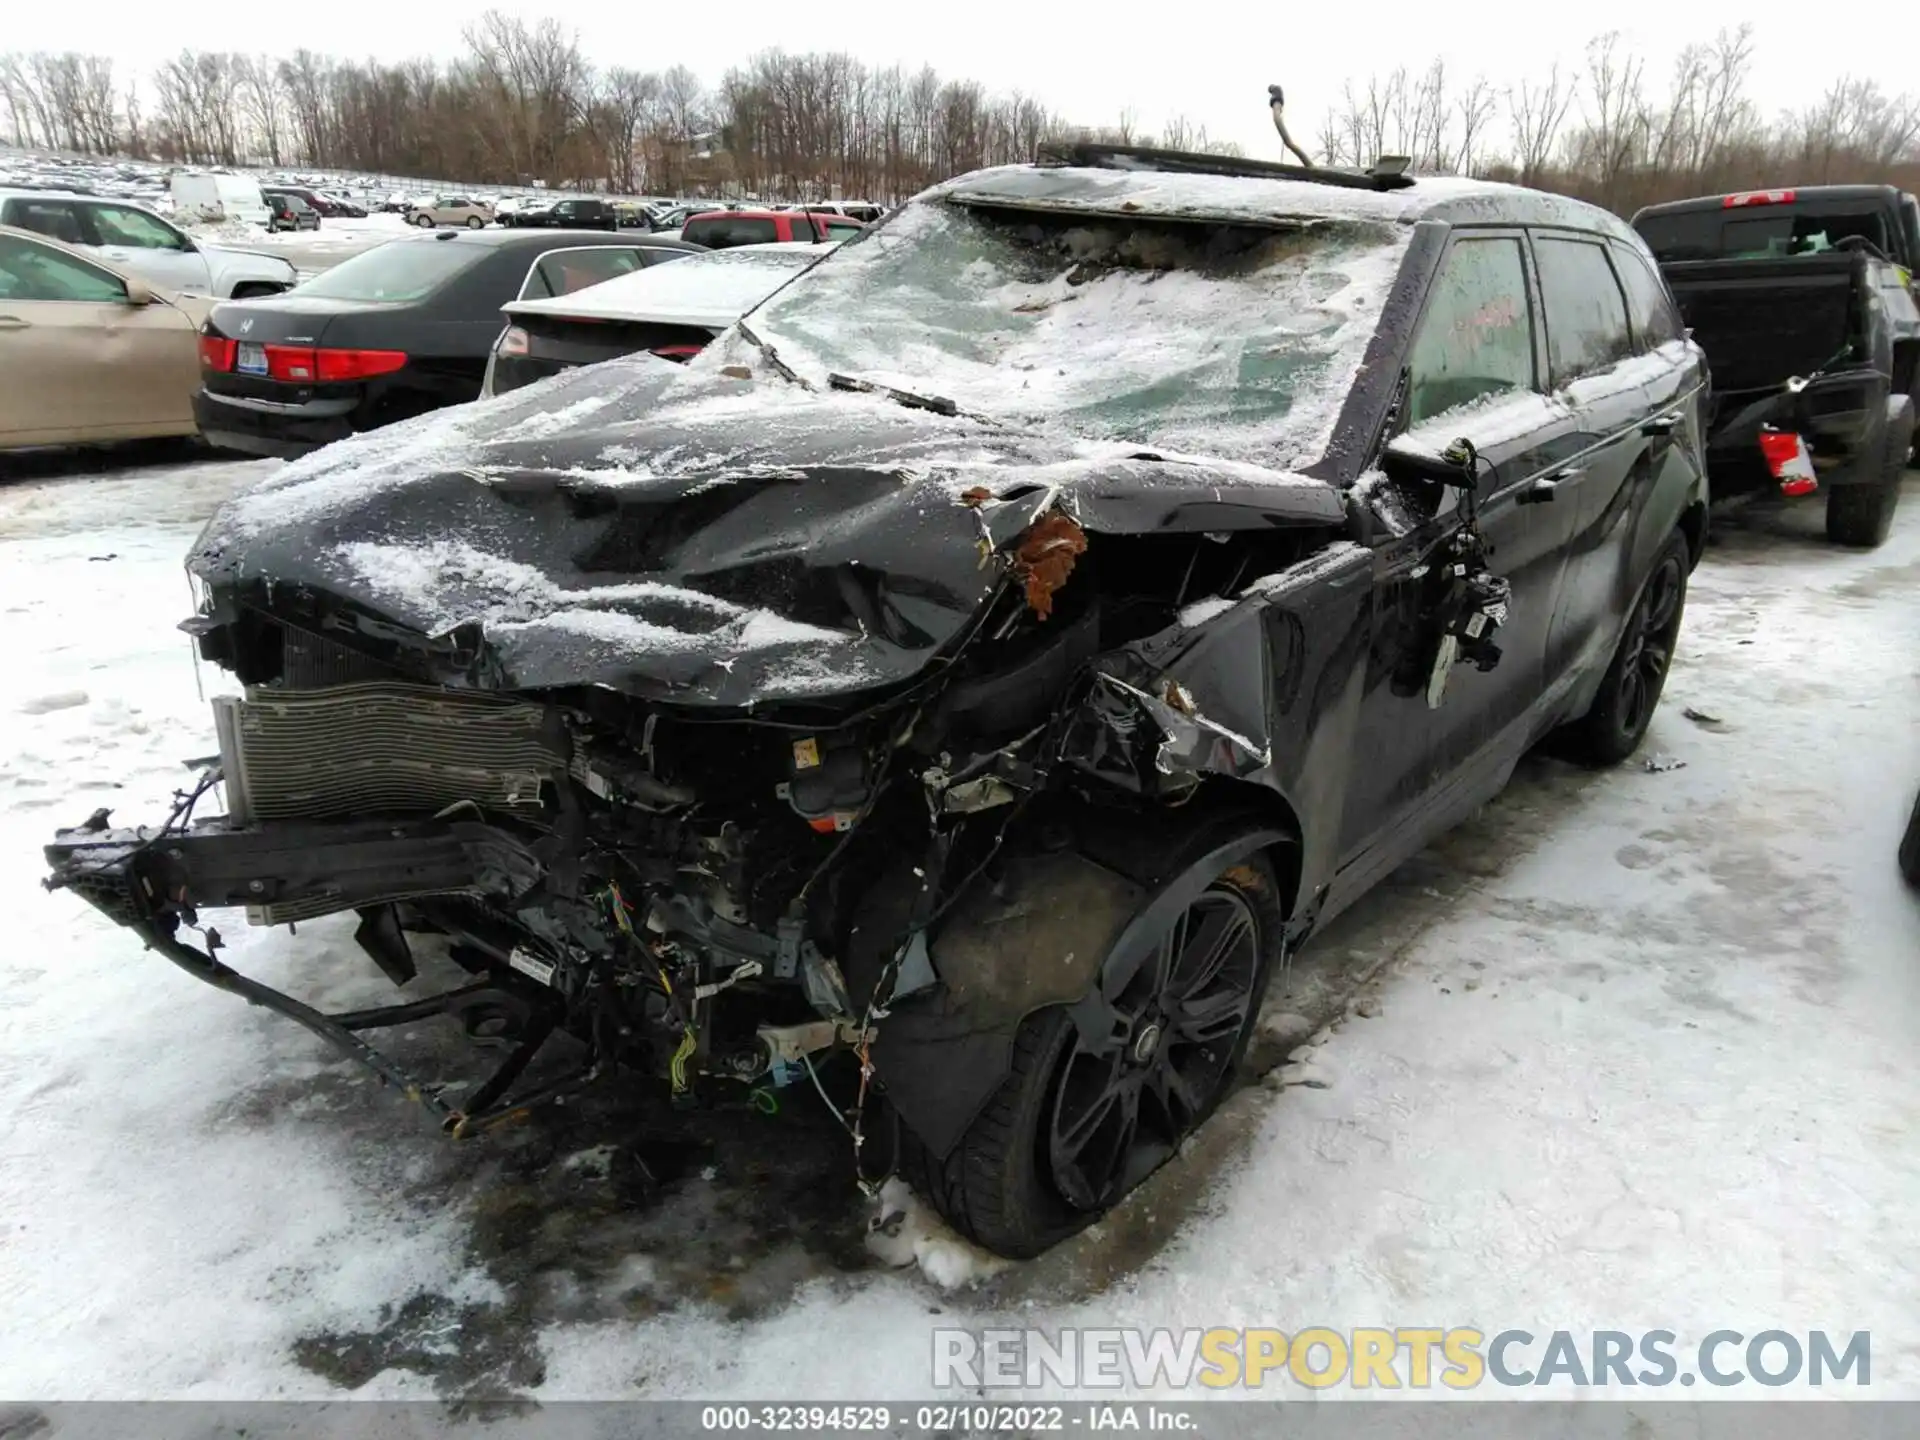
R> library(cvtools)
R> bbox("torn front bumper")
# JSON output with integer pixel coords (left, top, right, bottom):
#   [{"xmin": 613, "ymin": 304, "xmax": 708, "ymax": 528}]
[
  {"xmin": 44, "ymin": 807, "xmax": 592, "ymax": 1135},
  {"xmin": 47, "ymin": 812, "xmax": 544, "ymax": 928}
]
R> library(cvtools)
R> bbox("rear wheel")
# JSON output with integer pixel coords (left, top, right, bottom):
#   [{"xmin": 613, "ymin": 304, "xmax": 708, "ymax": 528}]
[
  {"xmin": 1826, "ymin": 408, "xmax": 1911, "ymax": 548},
  {"xmin": 903, "ymin": 827, "xmax": 1283, "ymax": 1258},
  {"xmin": 1556, "ymin": 530, "xmax": 1690, "ymax": 768}
]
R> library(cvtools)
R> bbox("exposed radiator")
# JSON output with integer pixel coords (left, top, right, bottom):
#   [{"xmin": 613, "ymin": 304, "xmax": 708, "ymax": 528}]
[
  {"xmin": 282, "ymin": 627, "xmax": 397, "ymax": 688},
  {"xmin": 213, "ymin": 682, "xmax": 564, "ymax": 825}
]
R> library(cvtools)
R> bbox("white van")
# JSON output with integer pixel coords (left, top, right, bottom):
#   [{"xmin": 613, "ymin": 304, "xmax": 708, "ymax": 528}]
[{"xmin": 170, "ymin": 172, "xmax": 271, "ymax": 228}]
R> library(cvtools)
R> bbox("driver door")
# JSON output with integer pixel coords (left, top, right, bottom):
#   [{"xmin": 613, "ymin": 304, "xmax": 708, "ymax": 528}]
[
  {"xmin": 1329, "ymin": 230, "xmax": 1580, "ymax": 907},
  {"xmin": 0, "ymin": 231, "xmax": 198, "ymax": 443}
]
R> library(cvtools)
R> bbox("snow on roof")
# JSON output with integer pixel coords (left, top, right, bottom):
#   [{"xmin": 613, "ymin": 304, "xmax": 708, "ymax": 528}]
[
  {"xmin": 930, "ymin": 162, "xmax": 1627, "ymax": 238},
  {"xmin": 931, "ymin": 163, "xmax": 1499, "ymax": 226},
  {"xmin": 503, "ymin": 244, "xmax": 824, "ymax": 327}
]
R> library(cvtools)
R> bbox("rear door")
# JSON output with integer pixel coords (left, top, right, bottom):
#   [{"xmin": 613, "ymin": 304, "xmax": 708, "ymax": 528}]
[{"xmin": 1527, "ymin": 230, "xmax": 1663, "ymax": 692}]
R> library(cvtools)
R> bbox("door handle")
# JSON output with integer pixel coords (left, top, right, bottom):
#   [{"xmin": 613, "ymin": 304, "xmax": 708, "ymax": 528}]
[
  {"xmin": 1518, "ymin": 469, "xmax": 1579, "ymax": 505},
  {"xmin": 0, "ymin": 314, "xmax": 30, "ymax": 329},
  {"xmin": 1641, "ymin": 411, "xmax": 1683, "ymax": 437}
]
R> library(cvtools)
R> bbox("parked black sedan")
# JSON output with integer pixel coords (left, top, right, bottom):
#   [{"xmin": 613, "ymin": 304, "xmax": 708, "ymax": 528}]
[{"xmin": 194, "ymin": 228, "xmax": 703, "ymax": 457}]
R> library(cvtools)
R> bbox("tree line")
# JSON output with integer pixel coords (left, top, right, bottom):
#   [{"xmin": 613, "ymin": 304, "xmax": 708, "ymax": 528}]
[
  {"xmin": 1315, "ymin": 25, "xmax": 1920, "ymax": 214},
  {"xmin": 0, "ymin": 17, "xmax": 1235, "ymax": 201},
  {"xmin": 3, "ymin": 21, "xmax": 1918, "ymax": 211}
]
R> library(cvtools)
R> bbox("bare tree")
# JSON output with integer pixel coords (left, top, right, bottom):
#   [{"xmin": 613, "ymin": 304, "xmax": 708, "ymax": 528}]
[
  {"xmin": 1455, "ymin": 76, "xmax": 1497, "ymax": 176},
  {"xmin": 1570, "ymin": 32, "xmax": 1649, "ymax": 208},
  {"xmin": 1507, "ymin": 63, "xmax": 1578, "ymax": 184},
  {"xmin": 2, "ymin": 25, "xmax": 1916, "ymax": 216}
]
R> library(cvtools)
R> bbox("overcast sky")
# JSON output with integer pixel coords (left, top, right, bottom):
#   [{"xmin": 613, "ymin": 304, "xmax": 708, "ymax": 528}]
[{"xmin": 8, "ymin": 2, "xmax": 1908, "ymax": 159}]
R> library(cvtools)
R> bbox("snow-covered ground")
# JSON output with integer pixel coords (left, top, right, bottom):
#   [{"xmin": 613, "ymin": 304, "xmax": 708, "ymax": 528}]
[{"xmin": 2, "ymin": 454, "xmax": 1918, "ymax": 1403}]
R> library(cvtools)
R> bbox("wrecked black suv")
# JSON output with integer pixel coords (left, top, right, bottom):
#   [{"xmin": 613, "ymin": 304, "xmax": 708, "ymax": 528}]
[{"xmin": 46, "ymin": 145, "xmax": 1707, "ymax": 1258}]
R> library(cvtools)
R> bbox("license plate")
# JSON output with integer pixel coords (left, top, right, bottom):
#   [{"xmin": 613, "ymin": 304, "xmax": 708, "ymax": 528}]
[{"xmin": 236, "ymin": 342, "xmax": 267, "ymax": 376}]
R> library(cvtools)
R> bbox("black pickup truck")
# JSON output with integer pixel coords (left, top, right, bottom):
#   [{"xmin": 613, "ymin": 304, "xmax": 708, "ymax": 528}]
[{"xmin": 1633, "ymin": 185, "xmax": 1920, "ymax": 546}]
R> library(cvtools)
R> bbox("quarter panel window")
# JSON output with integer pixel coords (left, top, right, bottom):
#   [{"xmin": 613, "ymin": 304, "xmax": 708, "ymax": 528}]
[
  {"xmin": 1406, "ymin": 236, "xmax": 1536, "ymax": 426},
  {"xmin": 1610, "ymin": 242, "xmax": 1684, "ymax": 349},
  {"xmin": 1534, "ymin": 235, "xmax": 1634, "ymax": 385},
  {"xmin": 7, "ymin": 200, "xmax": 87, "ymax": 245},
  {"xmin": 524, "ymin": 247, "xmax": 644, "ymax": 299}
]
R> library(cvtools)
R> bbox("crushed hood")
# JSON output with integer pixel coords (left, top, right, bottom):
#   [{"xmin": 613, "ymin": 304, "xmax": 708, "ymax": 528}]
[{"xmin": 189, "ymin": 358, "xmax": 1345, "ymax": 709}]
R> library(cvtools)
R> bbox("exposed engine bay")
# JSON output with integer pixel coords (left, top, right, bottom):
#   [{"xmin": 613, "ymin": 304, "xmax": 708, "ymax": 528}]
[{"xmin": 45, "ymin": 431, "xmax": 1358, "ymax": 1177}]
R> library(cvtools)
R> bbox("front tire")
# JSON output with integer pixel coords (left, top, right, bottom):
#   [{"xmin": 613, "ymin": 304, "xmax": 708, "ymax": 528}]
[
  {"xmin": 1556, "ymin": 530, "xmax": 1691, "ymax": 767},
  {"xmin": 413, "ymin": 214, "xmax": 434, "ymax": 228},
  {"xmin": 904, "ymin": 828, "xmax": 1283, "ymax": 1258},
  {"xmin": 466, "ymin": 215, "xmax": 485, "ymax": 229}
]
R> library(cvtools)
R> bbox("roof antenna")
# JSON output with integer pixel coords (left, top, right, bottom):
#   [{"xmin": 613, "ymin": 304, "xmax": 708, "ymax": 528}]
[{"xmin": 1268, "ymin": 84, "xmax": 1315, "ymax": 168}]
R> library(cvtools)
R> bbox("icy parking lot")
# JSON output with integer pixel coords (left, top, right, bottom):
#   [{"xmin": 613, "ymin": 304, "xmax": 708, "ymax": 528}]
[{"xmin": 2, "ymin": 454, "xmax": 1918, "ymax": 1400}]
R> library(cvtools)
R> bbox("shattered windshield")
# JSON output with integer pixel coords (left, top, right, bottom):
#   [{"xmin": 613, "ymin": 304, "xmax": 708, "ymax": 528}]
[{"xmin": 740, "ymin": 197, "xmax": 1410, "ymax": 464}]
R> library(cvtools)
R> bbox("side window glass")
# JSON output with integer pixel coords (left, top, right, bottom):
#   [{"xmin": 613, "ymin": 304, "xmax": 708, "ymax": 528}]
[
  {"xmin": 1406, "ymin": 236, "xmax": 1536, "ymax": 427},
  {"xmin": 736, "ymin": 219, "xmax": 779, "ymax": 245},
  {"xmin": 10, "ymin": 201, "xmax": 87, "ymax": 246},
  {"xmin": 0, "ymin": 234, "xmax": 126, "ymax": 302},
  {"xmin": 1610, "ymin": 243, "xmax": 1683, "ymax": 350},
  {"xmin": 93, "ymin": 206, "xmax": 186, "ymax": 251},
  {"xmin": 530, "ymin": 247, "xmax": 642, "ymax": 299},
  {"xmin": 1534, "ymin": 235, "xmax": 1634, "ymax": 385}
]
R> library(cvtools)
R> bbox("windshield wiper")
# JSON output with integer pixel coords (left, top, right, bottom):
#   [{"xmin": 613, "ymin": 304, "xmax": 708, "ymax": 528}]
[
  {"xmin": 828, "ymin": 371, "xmax": 963, "ymax": 418},
  {"xmin": 736, "ymin": 320, "xmax": 808, "ymax": 389}
]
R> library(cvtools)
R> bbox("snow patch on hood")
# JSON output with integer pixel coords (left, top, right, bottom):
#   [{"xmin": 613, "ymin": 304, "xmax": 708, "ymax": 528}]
[
  {"xmin": 329, "ymin": 537, "xmax": 871, "ymax": 702},
  {"xmin": 330, "ymin": 539, "xmax": 740, "ymax": 633}
]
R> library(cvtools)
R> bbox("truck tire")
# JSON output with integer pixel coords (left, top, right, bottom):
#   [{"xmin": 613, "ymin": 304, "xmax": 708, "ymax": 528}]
[
  {"xmin": 1555, "ymin": 530, "xmax": 1691, "ymax": 768},
  {"xmin": 899, "ymin": 828, "xmax": 1284, "ymax": 1258},
  {"xmin": 1826, "ymin": 407, "xmax": 1912, "ymax": 548}
]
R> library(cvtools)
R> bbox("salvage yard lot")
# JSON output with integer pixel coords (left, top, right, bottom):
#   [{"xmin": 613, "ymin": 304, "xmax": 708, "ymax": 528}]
[{"xmin": 2, "ymin": 452, "xmax": 1917, "ymax": 1398}]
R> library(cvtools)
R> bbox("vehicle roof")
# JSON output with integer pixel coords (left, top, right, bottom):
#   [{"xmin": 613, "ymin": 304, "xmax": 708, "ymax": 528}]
[
  {"xmin": 1634, "ymin": 184, "xmax": 1908, "ymax": 220},
  {"xmin": 502, "ymin": 243, "xmax": 823, "ymax": 326},
  {"xmin": 387, "ymin": 227, "xmax": 674, "ymax": 252},
  {"xmin": 928, "ymin": 156, "xmax": 1638, "ymax": 241},
  {"xmin": 684, "ymin": 208, "xmax": 843, "ymax": 222},
  {"xmin": 0, "ymin": 187, "xmax": 125, "ymax": 204}
]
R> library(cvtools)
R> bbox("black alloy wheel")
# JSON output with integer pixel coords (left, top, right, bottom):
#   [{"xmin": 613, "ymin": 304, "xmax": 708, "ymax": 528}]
[
  {"xmin": 902, "ymin": 833, "xmax": 1283, "ymax": 1258},
  {"xmin": 1557, "ymin": 529, "xmax": 1691, "ymax": 767},
  {"xmin": 1048, "ymin": 886, "xmax": 1262, "ymax": 1211},
  {"xmin": 1614, "ymin": 550, "xmax": 1684, "ymax": 741}
]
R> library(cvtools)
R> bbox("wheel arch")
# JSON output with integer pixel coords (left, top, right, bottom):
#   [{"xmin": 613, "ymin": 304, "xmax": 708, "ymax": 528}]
[{"xmin": 874, "ymin": 790, "xmax": 1297, "ymax": 1160}]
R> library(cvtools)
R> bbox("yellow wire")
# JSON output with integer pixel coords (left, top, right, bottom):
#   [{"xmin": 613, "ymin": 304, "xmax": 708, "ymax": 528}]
[{"xmin": 669, "ymin": 1026, "xmax": 697, "ymax": 1093}]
